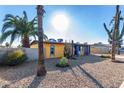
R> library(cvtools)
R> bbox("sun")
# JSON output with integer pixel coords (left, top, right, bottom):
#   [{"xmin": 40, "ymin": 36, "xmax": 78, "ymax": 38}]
[{"xmin": 51, "ymin": 12, "xmax": 69, "ymax": 31}]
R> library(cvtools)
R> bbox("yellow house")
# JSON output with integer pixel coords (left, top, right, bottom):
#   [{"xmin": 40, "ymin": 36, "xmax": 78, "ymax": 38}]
[
  {"xmin": 30, "ymin": 40, "xmax": 91, "ymax": 59},
  {"xmin": 30, "ymin": 41, "xmax": 65, "ymax": 59}
]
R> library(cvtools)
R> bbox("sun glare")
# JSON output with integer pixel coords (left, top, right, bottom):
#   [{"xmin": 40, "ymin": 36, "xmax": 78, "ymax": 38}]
[{"xmin": 51, "ymin": 12, "xmax": 69, "ymax": 31}]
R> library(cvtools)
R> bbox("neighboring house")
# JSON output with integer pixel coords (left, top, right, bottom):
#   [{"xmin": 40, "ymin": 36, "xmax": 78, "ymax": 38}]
[
  {"xmin": 90, "ymin": 43, "xmax": 111, "ymax": 54},
  {"xmin": 73, "ymin": 43, "xmax": 90, "ymax": 56},
  {"xmin": 30, "ymin": 40, "xmax": 91, "ymax": 59}
]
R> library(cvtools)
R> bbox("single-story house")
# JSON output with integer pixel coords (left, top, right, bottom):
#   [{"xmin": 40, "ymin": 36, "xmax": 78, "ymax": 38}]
[{"xmin": 30, "ymin": 40, "xmax": 90, "ymax": 59}]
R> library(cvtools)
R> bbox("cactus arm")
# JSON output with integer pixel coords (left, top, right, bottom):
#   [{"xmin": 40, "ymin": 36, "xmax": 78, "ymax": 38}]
[
  {"xmin": 120, "ymin": 17, "xmax": 124, "ymax": 20},
  {"xmin": 103, "ymin": 23, "xmax": 112, "ymax": 39},
  {"xmin": 118, "ymin": 23, "xmax": 124, "ymax": 40},
  {"xmin": 119, "ymin": 11, "xmax": 121, "ymax": 17},
  {"xmin": 109, "ymin": 18, "xmax": 114, "ymax": 26},
  {"xmin": 110, "ymin": 26, "xmax": 114, "ymax": 33},
  {"xmin": 120, "ymin": 16, "xmax": 124, "ymax": 23}
]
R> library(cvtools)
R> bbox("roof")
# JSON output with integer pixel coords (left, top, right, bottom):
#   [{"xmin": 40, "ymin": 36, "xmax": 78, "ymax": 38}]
[
  {"xmin": 30, "ymin": 40, "xmax": 65, "ymax": 45},
  {"xmin": 91, "ymin": 44, "xmax": 111, "ymax": 47},
  {"xmin": 30, "ymin": 40, "xmax": 91, "ymax": 46}
]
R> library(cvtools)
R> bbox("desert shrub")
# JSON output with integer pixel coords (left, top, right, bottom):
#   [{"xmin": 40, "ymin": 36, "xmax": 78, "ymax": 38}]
[
  {"xmin": 59, "ymin": 57, "xmax": 68, "ymax": 66},
  {"xmin": 0, "ymin": 49, "xmax": 27, "ymax": 66},
  {"xmin": 56, "ymin": 57, "xmax": 69, "ymax": 67},
  {"xmin": 64, "ymin": 47, "xmax": 71, "ymax": 59}
]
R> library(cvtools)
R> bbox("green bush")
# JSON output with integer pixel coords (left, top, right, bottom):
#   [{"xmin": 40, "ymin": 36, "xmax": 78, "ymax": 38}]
[
  {"xmin": 56, "ymin": 57, "xmax": 69, "ymax": 67},
  {"xmin": 0, "ymin": 49, "xmax": 27, "ymax": 66}
]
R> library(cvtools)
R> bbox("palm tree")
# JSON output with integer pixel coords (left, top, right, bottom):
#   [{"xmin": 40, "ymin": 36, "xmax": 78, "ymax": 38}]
[
  {"xmin": 104, "ymin": 5, "xmax": 124, "ymax": 61},
  {"xmin": 37, "ymin": 5, "xmax": 46, "ymax": 76},
  {"xmin": 0, "ymin": 11, "xmax": 48, "ymax": 48}
]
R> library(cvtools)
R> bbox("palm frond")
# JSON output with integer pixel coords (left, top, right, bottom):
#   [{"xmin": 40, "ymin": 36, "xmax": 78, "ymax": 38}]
[
  {"xmin": 10, "ymin": 30, "xmax": 18, "ymax": 46},
  {"xmin": 3, "ymin": 14, "xmax": 15, "ymax": 21},
  {"xmin": 0, "ymin": 30, "xmax": 13, "ymax": 43},
  {"xmin": 2, "ymin": 22, "xmax": 15, "ymax": 33},
  {"xmin": 43, "ymin": 34, "xmax": 48, "ymax": 41},
  {"xmin": 23, "ymin": 11, "xmax": 28, "ymax": 22}
]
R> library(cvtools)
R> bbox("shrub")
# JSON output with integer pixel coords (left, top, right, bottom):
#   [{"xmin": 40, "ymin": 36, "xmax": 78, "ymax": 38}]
[
  {"xmin": 56, "ymin": 57, "xmax": 69, "ymax": 67},
  {"xmin": 59, "ymin": 57, "xmax": 68, "ymax": 65},
  {"xmin": 64, "ymin": 46, "xmax": 71, "ymax": 59},
  {"xmin": 0, "ymin": 49, "xmax": 27, "ymax": 66}
]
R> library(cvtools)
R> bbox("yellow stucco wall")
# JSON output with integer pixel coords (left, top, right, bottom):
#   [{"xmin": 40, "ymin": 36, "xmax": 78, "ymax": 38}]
[
  {"xmin": 30, "ymin": 43, "xmax": 65, "ymax": 58},
  {"xmin": 54, "ymin": 44, "xmax": 65, "ymax": 58}
]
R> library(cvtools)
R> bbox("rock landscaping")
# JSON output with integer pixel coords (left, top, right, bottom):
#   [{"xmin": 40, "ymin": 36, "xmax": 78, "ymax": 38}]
[{"xmin": 0, "ymin": 55, "xmax": 124, "ymax": 88}]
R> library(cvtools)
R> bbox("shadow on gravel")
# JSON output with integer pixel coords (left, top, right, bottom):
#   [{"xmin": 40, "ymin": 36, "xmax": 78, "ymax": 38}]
[
  {"xmin": 0, "ymin": 62, "xmax": 37, "ymax": 81},
  {"xmin": 28, "ymin": 76, "xmax": 45, "ymax": 88},
  {"xmin": 80, "ymin": 55, "xmax": 107, "ymax": 64},
  {"xmin": 45, "ymin": 55, "xmax": 106, "ymax": 72},
  {"xmin": 77, "ymin": 65, "xmax": 104, "ymax": 88},
  {"xmin": 0, "ymin": 55, "xmax": 106, "ymax": 84},
  {"xmin": 112, "ymin": 60, "xmax": 124, "ymax": 63}
]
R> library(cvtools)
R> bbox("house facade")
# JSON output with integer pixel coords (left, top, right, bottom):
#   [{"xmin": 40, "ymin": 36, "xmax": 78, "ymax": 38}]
[
  {"xmin": 30, "ymin": 40, "xmax": 90, "ymax": 59},
  {"xmin": 30, "ymin": 41, "xmax": 65, "ymax": 58},
  {"xmin": 90, "ymin": 43, "xmax": 111, "ymax": 54}
]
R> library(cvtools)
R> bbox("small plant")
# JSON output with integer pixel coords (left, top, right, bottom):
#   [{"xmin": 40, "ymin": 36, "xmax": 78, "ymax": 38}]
[
  {"xmin": 59, "ymin": 57, "xmax": 68, "ymax": 66},
  {"xmin": 0, "ymin": 49, "xmax": 27, "ymax": 66},
  {"xmin": 64, "ymin": 47, "xmax": 70, "ymax": 58},
  {"xmin": 56, "ymin": 57, "xmax": 69, "ymax": 67}
]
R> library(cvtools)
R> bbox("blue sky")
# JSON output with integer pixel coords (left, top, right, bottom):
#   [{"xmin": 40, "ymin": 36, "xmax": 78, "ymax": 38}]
[{"xmin": 0, "ymin": 5, "xmax": 124, "ymax": 46}]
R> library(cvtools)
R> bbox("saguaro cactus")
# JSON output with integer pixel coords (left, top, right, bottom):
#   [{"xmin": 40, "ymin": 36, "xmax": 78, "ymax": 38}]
[{"xmin": 104, "ymin": 5, "xmax": 124, "ymax": 61}]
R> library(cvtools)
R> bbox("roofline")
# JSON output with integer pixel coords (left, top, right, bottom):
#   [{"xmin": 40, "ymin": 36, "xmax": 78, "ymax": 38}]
[
  {"xmin": 30, "ymin": 40, "xmax": 65, "ymax": 45},
  {"xmin": 30, "ymin": 40, "xmax": 90, "ymax": 46}
]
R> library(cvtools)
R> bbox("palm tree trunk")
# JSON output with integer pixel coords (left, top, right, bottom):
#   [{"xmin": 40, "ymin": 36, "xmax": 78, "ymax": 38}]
[
  {"xmin": 37, "ymin": 5, "xmax": 46, "ymax": 76},
  {"xmin": 22, "ymin": 34, "xmax": 30, "ymax": 48},
  {"xmin": 71, "ymin": 40, "xmax": 74, "ymax": 57}
]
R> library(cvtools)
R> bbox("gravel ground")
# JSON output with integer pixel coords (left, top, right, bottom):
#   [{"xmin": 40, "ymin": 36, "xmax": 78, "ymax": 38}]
[{"xmin": 0, "ymin": 55, "xmax": 124, "ymax": 88}]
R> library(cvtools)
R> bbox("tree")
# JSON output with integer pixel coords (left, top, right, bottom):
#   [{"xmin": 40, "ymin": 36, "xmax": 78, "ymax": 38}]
[
  {"xmin": 37, "ymin": 5, "xmax": 46, "ymax": 76},
  {"xmin": 0, "ymin": 11, "xmax": 48, "ymax": 48},
  {"xmin": 103, "ymin": 5, "xmax": 124, "ymax": 61}
]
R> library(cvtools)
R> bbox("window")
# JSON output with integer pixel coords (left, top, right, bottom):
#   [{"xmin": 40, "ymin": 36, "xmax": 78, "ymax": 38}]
[{"xmin": 50, "ymin": 45, "xmax": 55, "ymax": 56}]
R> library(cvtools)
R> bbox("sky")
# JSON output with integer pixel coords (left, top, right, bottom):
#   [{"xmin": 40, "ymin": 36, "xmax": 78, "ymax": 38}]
[{"xmin": 0, "ymin": 5, "xmax": 124, "ymax": 47}]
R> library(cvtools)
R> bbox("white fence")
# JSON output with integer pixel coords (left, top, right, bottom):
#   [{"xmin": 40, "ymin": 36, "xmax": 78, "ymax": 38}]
[{"xmin": 0, "ymin": 48, "xmax": 38, "ymax": 61}]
